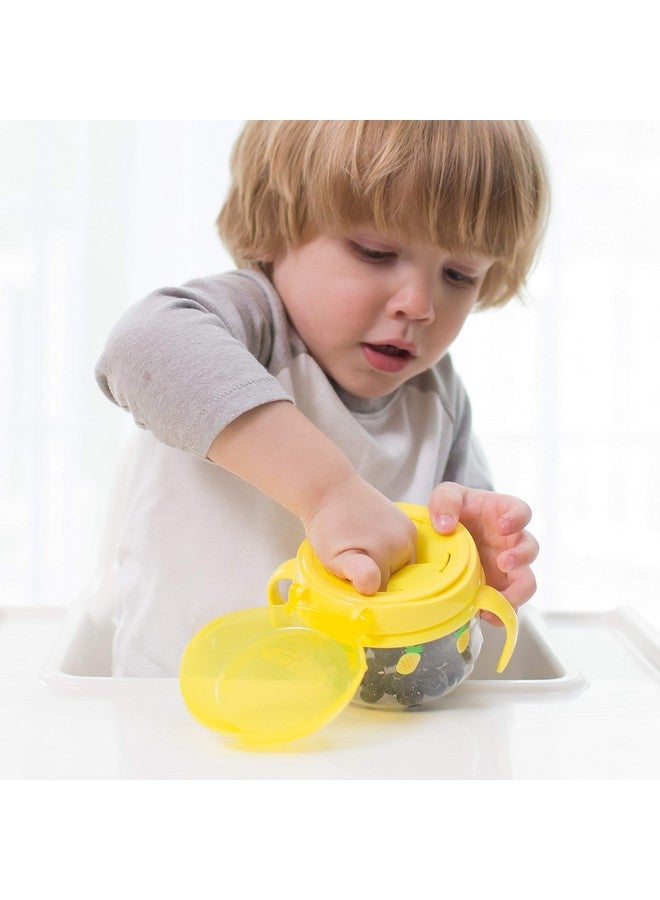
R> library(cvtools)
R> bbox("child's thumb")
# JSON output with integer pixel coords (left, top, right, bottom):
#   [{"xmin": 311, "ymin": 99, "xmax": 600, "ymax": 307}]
[{"xmin": 330, "ymin": 550, "xmax": 383, "ymax": 595}]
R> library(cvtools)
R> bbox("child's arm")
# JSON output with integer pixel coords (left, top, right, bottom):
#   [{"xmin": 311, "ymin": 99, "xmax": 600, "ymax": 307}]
[
  {"xmin": 428, "ymin": 481, "xmax": 539, "ymax": 620},
  {"xmin": 95, "ymin": 274, "xmax": 417, "ymax": 593},
  {"xmin": 207, "ymin": 400, "xmax": 417, "ymax": 594}
]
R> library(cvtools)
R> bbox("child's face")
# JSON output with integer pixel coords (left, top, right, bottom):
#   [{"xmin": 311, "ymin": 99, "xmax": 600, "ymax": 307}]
[{"xmin": 271, "ymin": 227, "xmax": 493, "ymax": 399}]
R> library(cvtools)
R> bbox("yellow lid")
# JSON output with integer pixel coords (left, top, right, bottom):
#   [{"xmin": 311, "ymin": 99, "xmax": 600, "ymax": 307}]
[
  {"xmin": 179, "ymin": 605, "xmax": 366, "ymax": 747},
  {"xmin": 268, "ymin": 504, "xmax": 516, "ymax": 662}
]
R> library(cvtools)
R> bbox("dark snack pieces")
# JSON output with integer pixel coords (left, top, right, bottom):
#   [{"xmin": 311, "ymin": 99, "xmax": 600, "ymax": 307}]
[{"xmin": 357, "ymin": 621, "xmax": 478, "ymax": 709}]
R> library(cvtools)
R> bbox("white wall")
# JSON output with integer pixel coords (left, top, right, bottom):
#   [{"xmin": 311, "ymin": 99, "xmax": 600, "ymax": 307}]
[
  {"xmin": 453, "ymin": 121, "xmax": 660, "ymax": 616},
  {"xmin": 2, "ymin": 121, "xmax": 658, "ymax": 617}
]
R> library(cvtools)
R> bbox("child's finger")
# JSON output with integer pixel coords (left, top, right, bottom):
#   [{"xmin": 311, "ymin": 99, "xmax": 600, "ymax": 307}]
[
  {"xmin": 500, "ymin": 565, "xmax": 537, "ymax": 611},
  {"xmin": 496, "ymin": 530, "xmax": 539, "ymax": 573},
  {"xmin": 493, "ymin": 498, "xmax": 533, "ymax": 536},
  {"xmin": 429, "ymin": 481, "xmax": 466, "ymax": 533},
  {"xmin": 480, "ymin": 563, "xmax": 537, "ymax": 625}
]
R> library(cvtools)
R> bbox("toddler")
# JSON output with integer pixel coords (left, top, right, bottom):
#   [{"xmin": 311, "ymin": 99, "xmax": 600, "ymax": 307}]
[{"xmin": 95, "ymin": 120, "xmax": 548, "ymax": 676}]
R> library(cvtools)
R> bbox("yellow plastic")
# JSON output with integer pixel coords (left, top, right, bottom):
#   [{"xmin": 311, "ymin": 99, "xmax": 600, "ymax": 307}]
[
  {"xmin": 179, "ymin": 605, "xmax": 366, "ymax": 746},
  {"xmin": 180, "ymin": 502, "xmax": 518, "ymax": 746},
  {"xmin": 268, "ymin": 503, "xmax": 518, "ymax": 673}
]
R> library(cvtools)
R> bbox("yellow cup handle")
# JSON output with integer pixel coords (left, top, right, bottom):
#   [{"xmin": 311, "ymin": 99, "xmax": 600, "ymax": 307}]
[
  {"xmin": 476, "ymin": 585, "xmax": 519, "ymax": 673},
  {"xmin": 267, "ymin": 558, "xmax": 371, "ymax": 644},
  {"xmin": 267, "ymin": 558, "xmax": 298, "ymax": 610}
]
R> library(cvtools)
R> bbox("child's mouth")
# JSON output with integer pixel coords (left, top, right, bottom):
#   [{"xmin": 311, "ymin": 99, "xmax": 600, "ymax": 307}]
[{"xmin": 361, "ymin": 343, "xmax": 415, "ymax": 373}]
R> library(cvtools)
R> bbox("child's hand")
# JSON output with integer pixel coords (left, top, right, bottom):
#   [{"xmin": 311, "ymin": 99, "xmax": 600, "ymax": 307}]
[
  {"xmin": 429, "ymin": 481, "xmax": 539, "ymax": 623},
  {"xmin": 303, "ymin": 476, "xmax": 417, "ymax": 595}
]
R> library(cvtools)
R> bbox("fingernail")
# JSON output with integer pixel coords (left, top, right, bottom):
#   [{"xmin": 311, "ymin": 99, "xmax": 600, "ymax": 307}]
[
  {"xmin": 435, "ymin": 515, "xmax": 456, "ymax": 532},
  {"xmin": 499, "ymin": 517, "xmax": 514, "ymax": 535},
  {"xmin": 501, "ymin": 553, "xmax": 516, "ymax": 572}
]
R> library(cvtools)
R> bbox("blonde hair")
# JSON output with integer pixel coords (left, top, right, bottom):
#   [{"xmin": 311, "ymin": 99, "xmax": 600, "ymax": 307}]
[{"xmin": 217, "ymin": 120, "xmax": 549, "ymax": 308}]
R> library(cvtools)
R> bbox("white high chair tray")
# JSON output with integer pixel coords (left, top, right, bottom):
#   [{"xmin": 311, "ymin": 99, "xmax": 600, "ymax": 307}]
[{"xmin": 1, "ymin": 602, "xmax": 660, "ymax": 778}]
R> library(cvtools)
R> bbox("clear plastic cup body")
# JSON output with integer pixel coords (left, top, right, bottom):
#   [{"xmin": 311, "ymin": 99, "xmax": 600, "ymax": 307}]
[{"xmin": 352, "ymin": 616, "xmax": 483, "ymax": 709}]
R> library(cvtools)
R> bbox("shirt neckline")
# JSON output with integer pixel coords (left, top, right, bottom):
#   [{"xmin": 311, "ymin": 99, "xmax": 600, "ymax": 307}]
[{"xmin": 330, "ymin": 380, "xmax": 402, "ymax": 415}]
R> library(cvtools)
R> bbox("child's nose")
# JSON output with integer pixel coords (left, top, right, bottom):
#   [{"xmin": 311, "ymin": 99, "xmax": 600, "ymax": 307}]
[{"xmin": 388, "ymin": 278, "xmax": 436, "ymax": 322}]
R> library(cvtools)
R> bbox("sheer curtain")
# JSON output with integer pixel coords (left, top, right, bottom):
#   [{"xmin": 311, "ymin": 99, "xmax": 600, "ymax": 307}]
[
  {"xmin": 1, "ymin": 121, "xmax": 242, "ymax": 606},
  {"xmin": 453, "ymin": 121, "xmax": 660, "ymax": 615},
  {"xmin": 2, "ymin": 121, "xmax": 658, "ymax": 616}
]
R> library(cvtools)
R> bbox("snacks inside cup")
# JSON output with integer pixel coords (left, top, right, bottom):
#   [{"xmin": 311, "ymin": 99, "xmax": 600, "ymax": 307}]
[{"xmin": 354, "ymin": 616, "xmax": 483, "ymax": 709}]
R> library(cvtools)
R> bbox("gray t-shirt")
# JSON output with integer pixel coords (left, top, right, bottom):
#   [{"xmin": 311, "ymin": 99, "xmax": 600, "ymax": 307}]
[{"xmin": 95, "ymin": 269, "xmax": 493, "ymax": 675}]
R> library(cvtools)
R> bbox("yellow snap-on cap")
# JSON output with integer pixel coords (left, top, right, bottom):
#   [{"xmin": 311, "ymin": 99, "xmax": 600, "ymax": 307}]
[
  {"xmin": 179, "ymin": 605, "xmax": 366, "ymax": 747},
  {"xmin": 270, "ymin": 504, "xmax": 486, "ymax": 648}
]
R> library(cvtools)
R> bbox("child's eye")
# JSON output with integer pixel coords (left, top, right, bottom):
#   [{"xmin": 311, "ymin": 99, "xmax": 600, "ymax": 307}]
[
  {"xmin": 350, "ymin": 242, "xmax": 396, "ymax": 263},
  {"xmin": 444, "ymin": 267, "xmax": 478, "ymax": 287}
]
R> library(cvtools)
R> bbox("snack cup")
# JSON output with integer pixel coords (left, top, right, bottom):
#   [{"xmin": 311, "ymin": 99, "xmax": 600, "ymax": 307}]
[{"xmin": 179, "ymin": 503, "xmax": 518, "ymax": 746}]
